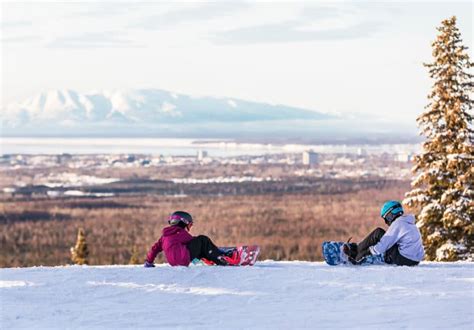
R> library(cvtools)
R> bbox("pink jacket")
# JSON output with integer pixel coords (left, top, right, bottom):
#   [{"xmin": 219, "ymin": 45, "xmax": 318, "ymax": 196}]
[{"xmin": 146, "ymin": 226, "xmax": 194, "ymax": 266}]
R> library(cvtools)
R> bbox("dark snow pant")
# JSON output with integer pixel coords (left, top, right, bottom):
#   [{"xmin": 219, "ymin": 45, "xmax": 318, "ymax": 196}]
[
  {"xmin": 187, "ymin": 235, "xmax": 226, "ymax": 265},
  {"xmin": 357, "ymin": 227, "xmax": 419, "ymax": 266}
]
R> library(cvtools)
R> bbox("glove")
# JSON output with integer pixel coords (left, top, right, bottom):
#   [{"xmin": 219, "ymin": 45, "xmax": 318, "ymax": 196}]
[{"xmin": 144, "ymin": 261, "xmax": 155, "ymax": 268}]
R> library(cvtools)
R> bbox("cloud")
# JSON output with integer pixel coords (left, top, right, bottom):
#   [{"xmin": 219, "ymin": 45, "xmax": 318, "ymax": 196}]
[
  {"xmin": 300, "ymin": 5, "xmax": 352, "ymax": 20},
  {"xmin": 1, "ymin": 20, "xmax": 38, "ymax": 44},
  {"xmin": 212, "ymin": 20, "xmax": 382, "ymax": 45},
  {"xmin": 69, "ymin": 2, "xmax": 147, "ymax": 18},
  {"xmin": 132, "ymin": 2, "xmax": 250, "ymax": 30},
  {"xmin": 0, "ymin": 20, "xmax": 32, "ymax": 29},
  {"xmin": 47, "ymin": 32, "xmax": 143, "ymax": 49},
  {"xmin": 1, "ymin": 35, "xmax": 41, "ymax": 44},
  {"xmin": 211, "ymin": 4, "xmax": 389, "ymax": 45}
]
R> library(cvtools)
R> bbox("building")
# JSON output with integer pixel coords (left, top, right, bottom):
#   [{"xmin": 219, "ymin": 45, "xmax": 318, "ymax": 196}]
[
  {"xmin": 357, "ymin": 148, "xmax": 368, "ymax": 156},
  {"xmin": 302, "ymin": 150, "xmax": 318, "ymax": 166},
  {"xmin": 197, "ymin": 150, "xmax": 208, "ymax": 161},
  {"xmin": 396, "ymin": 153, "xmax": 412, "ymax": 162}
]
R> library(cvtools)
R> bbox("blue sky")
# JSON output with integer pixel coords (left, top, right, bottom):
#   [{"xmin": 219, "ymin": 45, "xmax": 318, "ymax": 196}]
[{"xmin": 1, "ymin": 1, "xmax": 472, "ymax": 123}]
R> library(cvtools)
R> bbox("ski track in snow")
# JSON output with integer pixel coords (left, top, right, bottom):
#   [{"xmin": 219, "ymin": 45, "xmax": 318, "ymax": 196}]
[
  {"xmin": 0, "ymin": 281, "xmax": 35, "ymax": 288},
  {"xmin": 1, "ymin": 261, "xmax": 473, "ymax": 329}
]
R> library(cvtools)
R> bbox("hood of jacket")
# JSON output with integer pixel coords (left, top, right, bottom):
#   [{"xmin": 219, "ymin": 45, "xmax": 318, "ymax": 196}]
[
  {"xmin": 396, "ymin": 214, "xmax": 416, "ymax": 225},
  {"xmin": 162, "ymin": 225, "xmax": 185, "ymax": 237}
]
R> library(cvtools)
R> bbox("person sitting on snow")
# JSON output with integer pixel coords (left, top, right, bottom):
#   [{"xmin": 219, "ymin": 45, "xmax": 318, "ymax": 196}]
[
  {"xmin": 144, "ymin": 211, "xmax": 239, "ymax": 267},
  {"xmin": 343, "ymin": 201, "xmax": 425, "ymax": 266}
]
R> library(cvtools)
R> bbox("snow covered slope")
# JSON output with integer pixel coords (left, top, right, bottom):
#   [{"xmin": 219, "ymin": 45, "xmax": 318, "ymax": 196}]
[{"xmin": 1, "ymin": 261, "xmax": 473, "ymax": 329}]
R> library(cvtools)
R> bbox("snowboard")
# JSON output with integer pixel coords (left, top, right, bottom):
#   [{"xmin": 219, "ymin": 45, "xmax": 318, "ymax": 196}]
[
  {"xmin": 192, "ymin": 245, "xmax": 260, "ymax": 266},
  {"xmin": 322, "ymin": 241, "xmax": 385, "ymax": 266}
]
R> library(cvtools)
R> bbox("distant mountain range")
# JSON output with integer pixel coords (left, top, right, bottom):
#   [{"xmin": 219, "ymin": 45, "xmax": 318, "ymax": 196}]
[{"xmin": 1, "ymin": 89, "xmax": 418, "ymax": 142}]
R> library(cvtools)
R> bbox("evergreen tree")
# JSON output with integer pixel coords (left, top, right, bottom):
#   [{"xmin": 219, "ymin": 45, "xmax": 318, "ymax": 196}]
[
  {"xmin": 404, "ymin": 16, "xmax": 473, "ymax": 261},
  {"xmin": 70, "ymin": 228, "xmax": 90, "ymax": 265}
]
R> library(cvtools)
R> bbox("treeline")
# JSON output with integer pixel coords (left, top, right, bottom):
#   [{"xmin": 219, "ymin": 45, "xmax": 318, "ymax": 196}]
[
  {"xmin": 7, "ymin": 177, "xmax": 400, "ymax": 198},
  {"xmin": 0, "ymin": 180, "xmax": 410, "ymax": 267}
]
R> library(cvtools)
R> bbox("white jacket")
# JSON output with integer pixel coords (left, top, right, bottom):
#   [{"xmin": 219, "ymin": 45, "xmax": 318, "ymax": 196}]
[{"xmin": 371, "ymin": 214, "xmax": 425, "ymax": 262}]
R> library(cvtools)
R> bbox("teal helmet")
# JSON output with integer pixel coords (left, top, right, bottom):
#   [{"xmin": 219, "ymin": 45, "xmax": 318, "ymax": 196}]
[{"xmin": 380, "ymin": 201, "xmax": 404, "ymax": 225}]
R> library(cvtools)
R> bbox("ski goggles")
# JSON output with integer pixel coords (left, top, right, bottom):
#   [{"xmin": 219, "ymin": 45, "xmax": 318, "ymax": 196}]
[
  {"xmin": 168, "ymin": 214, "xmax": 193, "ymax": 225},
  {"xmin": 382, "ymin": 207, "xmax": 403, "ymax": 225}
]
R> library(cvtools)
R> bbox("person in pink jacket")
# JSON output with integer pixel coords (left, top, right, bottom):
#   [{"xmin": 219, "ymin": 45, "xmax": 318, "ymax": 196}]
[{"xmin": 144, "ymin": 211, "xmax": 238, "ymax": 267}]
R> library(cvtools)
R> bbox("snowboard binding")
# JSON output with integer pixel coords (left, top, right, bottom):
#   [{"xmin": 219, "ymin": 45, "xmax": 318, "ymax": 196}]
[{"xmin": 342, "ymin": 238, "xmax": 358, "ymax": 265}]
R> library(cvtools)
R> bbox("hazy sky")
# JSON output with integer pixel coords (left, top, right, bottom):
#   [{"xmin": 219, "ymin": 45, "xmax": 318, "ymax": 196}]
[{"xmin": 1, "ymin": 1, "xmax": 472, "ymax": 122}]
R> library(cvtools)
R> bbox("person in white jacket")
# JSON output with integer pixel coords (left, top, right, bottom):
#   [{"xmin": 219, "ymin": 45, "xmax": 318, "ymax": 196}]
[{"xmin": 343, "ymin": 200, "xmax": 425, "ymax": 266}]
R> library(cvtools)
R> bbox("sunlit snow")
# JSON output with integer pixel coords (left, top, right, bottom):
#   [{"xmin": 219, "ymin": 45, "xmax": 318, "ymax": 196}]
[{"xmin": 1, "ymin": 261, "xmax": 473, "ymax": 329}]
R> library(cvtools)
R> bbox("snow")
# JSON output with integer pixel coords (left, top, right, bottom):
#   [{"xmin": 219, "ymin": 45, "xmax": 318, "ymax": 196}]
[
  {"xmin": 1, "ymin": 261, "xmax": 473, "ymax": 329},
  {"xmin": 227, "ymin": 99, "xmax": 238, "ymax": 108},
  {"xmin": 436, "ymin": 241, "xmax": 469, "ymax": 261},
  {"xmin": 160, "ymin": 101, "xmax": 179, "ymax": 116},
  {"xmin": 0, "ymin": 280, "xmax": 34, "ymax": 288},
  {"xmin": 61, "ymin": 190, "xmax": 115, "ymax": 197},
  {"xmin": 419, "ymin": 201, "xmax": 443, "ymax": 219},
  {"xmin": 1, "ymin": 88, "xmax": 331, "ymax": 130},
  {"xmin": 171, "ymin": 176, "xmax": 277, "ymax": 184},
  {"xmin": 35, "ymin": 172, "xmax": 120, "ymax": 188}
]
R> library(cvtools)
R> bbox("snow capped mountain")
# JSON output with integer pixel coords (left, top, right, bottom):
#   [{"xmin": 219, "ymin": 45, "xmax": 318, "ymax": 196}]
[
  {"xmin": 2, "ymin": 89, "xmax": 332, "ymax": 134},
  {"xmin": 1, "ymin": 88, "xmax": 419, "ymax": 140}
]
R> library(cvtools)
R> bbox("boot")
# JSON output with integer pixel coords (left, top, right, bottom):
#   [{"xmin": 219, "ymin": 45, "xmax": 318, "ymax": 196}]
[
  {"xmin": 223, "ymin": 248, "xmax": 236, "ymax": 257},
  {"xmin": 342, "ymin": 238, "xmax": 358, "ymax": 264},
  {"xmin": 343, "ymin": 243, "xmax": 358, "ymax": 259},
  {"xmin": 218, "ymin": 249, "xmax": 241, "ymax": 266}
]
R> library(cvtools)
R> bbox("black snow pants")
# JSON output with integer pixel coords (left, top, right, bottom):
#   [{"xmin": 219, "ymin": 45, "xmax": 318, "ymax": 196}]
[
  {"xmin": 186, "ymin": 235, "xmax": 226, "ymax": 265},
  {"xmin": 356, "ymin": 227, "xmax": 419, "ymax": 266}
]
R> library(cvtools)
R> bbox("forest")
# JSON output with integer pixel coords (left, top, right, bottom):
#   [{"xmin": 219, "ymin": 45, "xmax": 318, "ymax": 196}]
[{"xmin": 0, "ymin": 178, "xmax": 409, "ymax": 267}]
